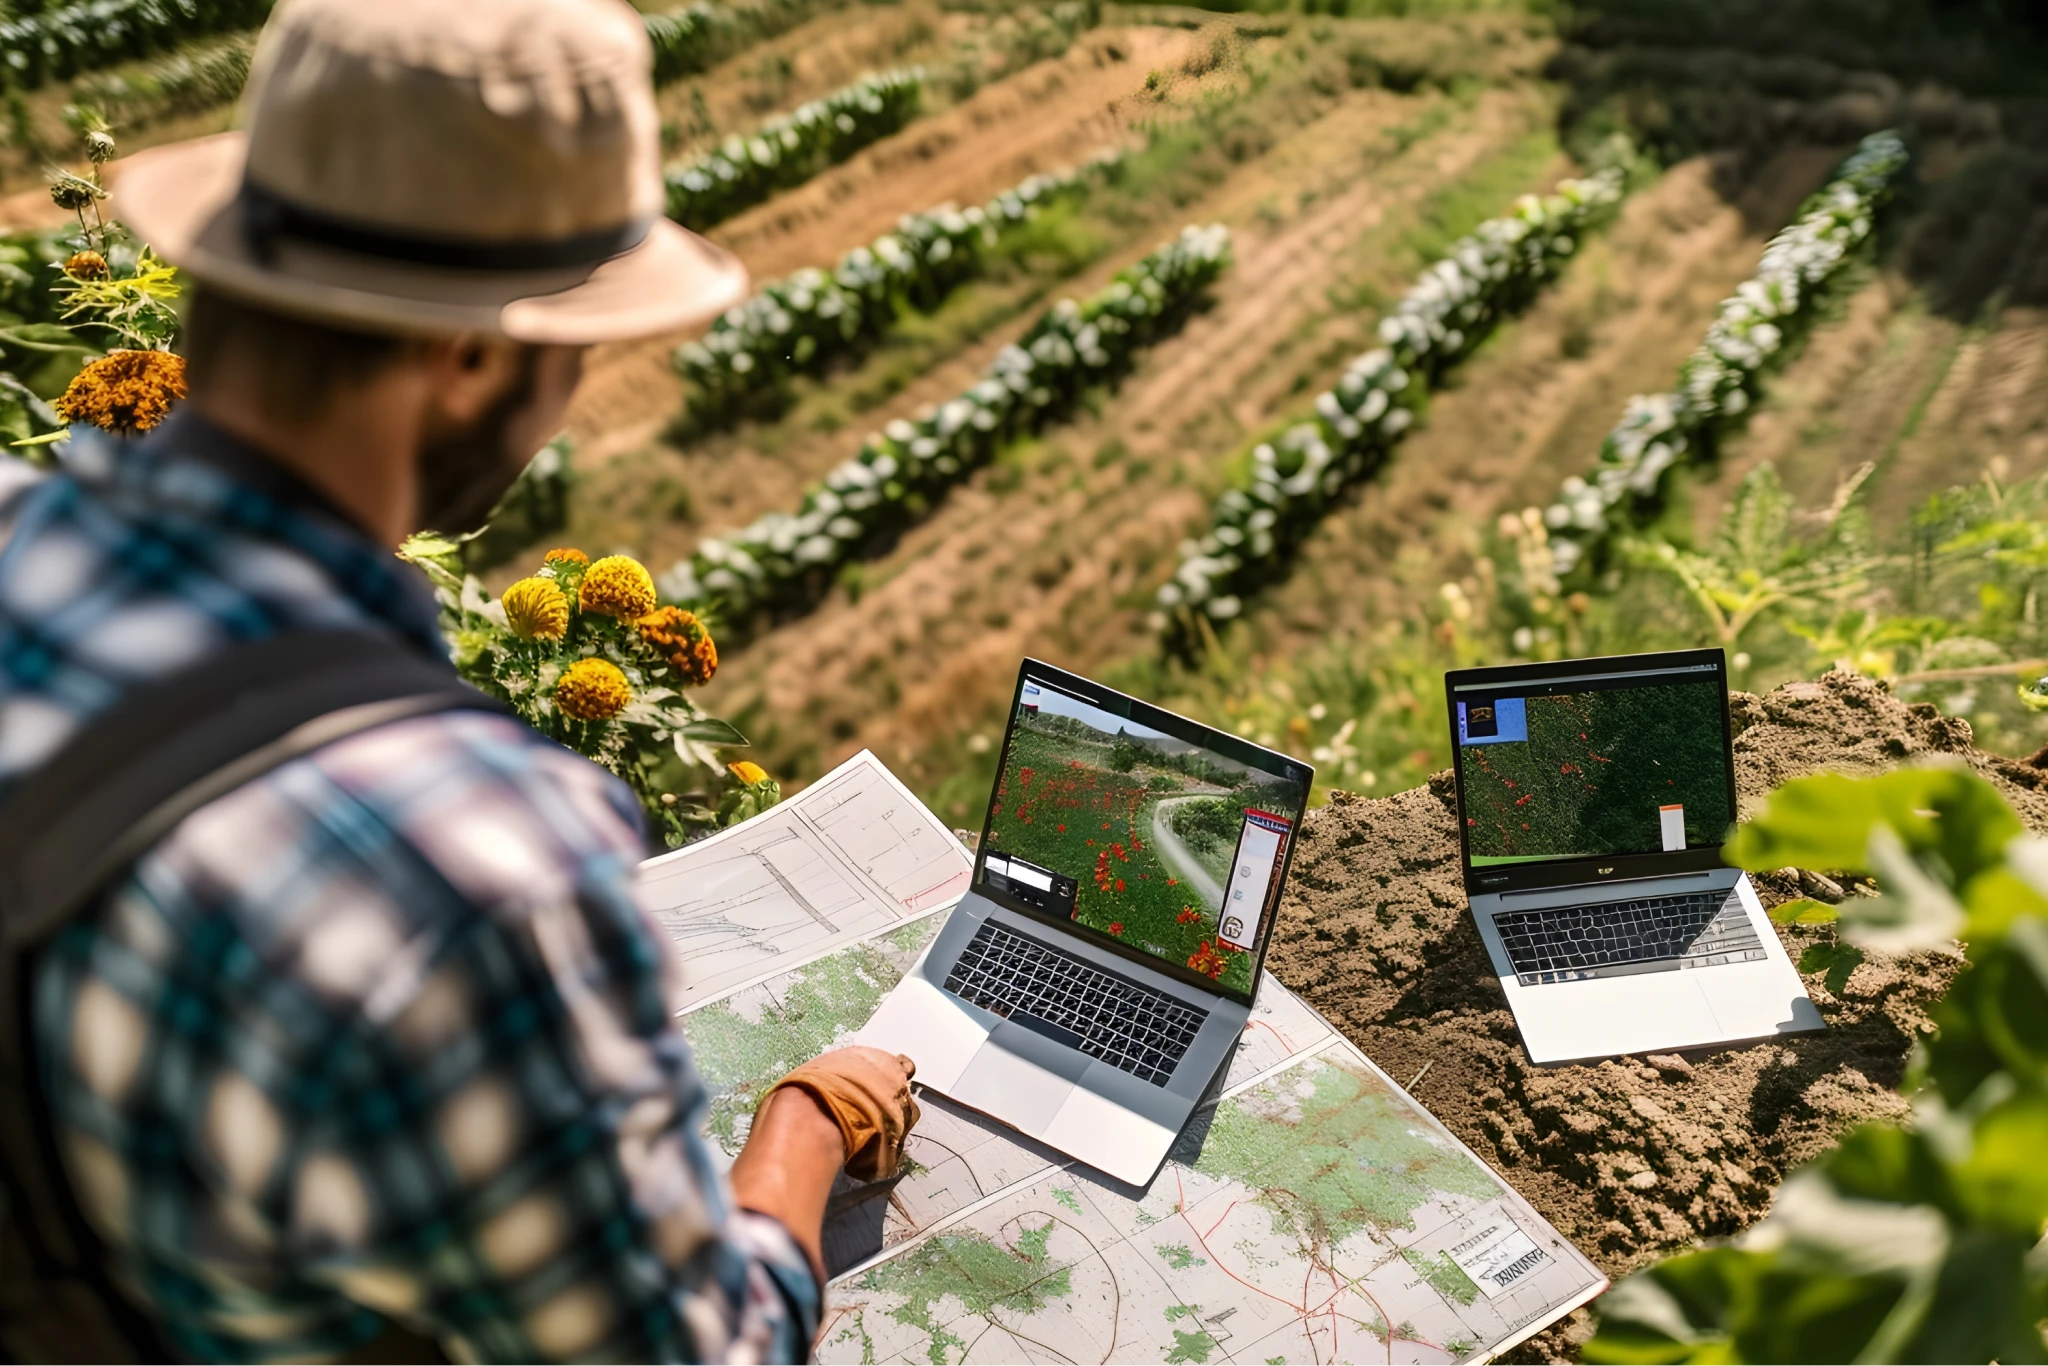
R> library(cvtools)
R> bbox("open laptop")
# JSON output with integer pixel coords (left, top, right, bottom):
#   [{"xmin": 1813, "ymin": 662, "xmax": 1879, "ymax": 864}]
[
  {"xmin": 1445, "ymin": 648, "xmax": 1824, "ymax": 1065},
  {"xmin": 858, "ymin": 659, "xmax": 1313, "ymax": 1186}
]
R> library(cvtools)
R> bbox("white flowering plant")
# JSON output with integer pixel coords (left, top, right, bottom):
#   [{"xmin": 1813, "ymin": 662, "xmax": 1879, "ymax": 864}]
[
  {"xmin": 675, "ymin": 152, "xmax": 1120, "ymax": 427},
  {"xmin": 660, "ymin": 224, "xmax": 1233, "ymax": 621},
  {"xmin": 1542, "ymin": 130, "xmax": 1909, "ymax": 580},
  {"xmin": 1155, "ymin": 167, "xmax": 1628, "ymax": 640},
  {"xmin": 664, "ymin": 68, "xmax": 925, "ymax": 229}
]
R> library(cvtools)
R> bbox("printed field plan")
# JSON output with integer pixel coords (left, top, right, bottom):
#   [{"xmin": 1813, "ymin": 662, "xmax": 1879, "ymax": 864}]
[
  {"xmin": 658, "ymin": 768, "xmax": 1607, "ymax": 1363},
  {"xmin": 638, "ymin": 749, "xmax": 976, "ymax": 1007}
]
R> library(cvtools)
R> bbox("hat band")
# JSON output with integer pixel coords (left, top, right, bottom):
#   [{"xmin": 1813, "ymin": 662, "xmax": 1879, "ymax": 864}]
[{"xmin": 238, "ymin": 180, "xmax": 653, "ymax": 273}]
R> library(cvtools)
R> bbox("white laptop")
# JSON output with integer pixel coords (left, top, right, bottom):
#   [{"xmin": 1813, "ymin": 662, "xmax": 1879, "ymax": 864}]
[
  {"xmin": 1445, "ymin": 648, "xmax": 1824, "ymax": 1065},
  {"xmin": 859, "ymin": 659, "xmax": 1314, "ymax": 1186}
]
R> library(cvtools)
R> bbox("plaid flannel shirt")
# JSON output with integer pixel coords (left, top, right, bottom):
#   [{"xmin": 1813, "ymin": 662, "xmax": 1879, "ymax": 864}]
[{"xmin": 0, "ymin": 418, "xmax": 821, "ymax": 1363}]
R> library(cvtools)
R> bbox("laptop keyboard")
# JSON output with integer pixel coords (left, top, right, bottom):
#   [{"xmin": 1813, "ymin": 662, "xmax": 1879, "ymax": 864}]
[
  {"xmin": 943, "ymin": 922, "xmax": 1207, "ymax": 1087},
  {"xmin": 1494, "ymin": 890, "xmax": 1766, "ymax": 986}
]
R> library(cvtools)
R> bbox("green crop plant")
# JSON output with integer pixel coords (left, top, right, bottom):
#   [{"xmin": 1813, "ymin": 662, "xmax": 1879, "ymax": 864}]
[
  {"xmin": 658, "ymin": 224, "xmax": 1233, "ymax": 624},
  {"xmin": 1587, "ymin": 765, "xmax": 2048, "ymax": 1365},
  {"xmin": 0, "ymin": 0, "xmax": 273, "ymax": 90},
  {"xmin": 664, "ymin": 68, "xmax": 924, "ymax": 229},
  {"xmin": 1156, "ymin": 165, "xmax": 1628, "ymax": 642},
  {"xmin": 1542, "ymin": 130, "xmax": 1909, "ymax": 581},
  {"xmin": 673, "ymin": 151, "xmax": 1120, "ymax": 428}
]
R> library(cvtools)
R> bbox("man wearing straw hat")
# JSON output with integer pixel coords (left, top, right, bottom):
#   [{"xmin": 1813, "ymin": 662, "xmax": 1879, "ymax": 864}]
[{"xmin": 0, "ymin": 0, "xmax": 918, "ymax": 1360}]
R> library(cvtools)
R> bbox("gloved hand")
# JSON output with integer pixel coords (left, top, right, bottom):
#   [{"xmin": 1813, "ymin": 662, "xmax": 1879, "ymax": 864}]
[{"xmin": 761, "ymin": 1047, "xmax": 920, "ymax": 1180}]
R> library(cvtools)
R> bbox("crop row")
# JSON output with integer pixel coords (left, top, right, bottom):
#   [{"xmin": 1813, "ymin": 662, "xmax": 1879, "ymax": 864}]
[
  {"xmin": 664, "ymin": 68, "xmax": 924, "ymax": 229},
  {"xmin": 0, "ymin": 0, "xmax": 270, "ymax": 89},
  {"xmin": 657, "ymin": 224, "xmax": 1233, "ymax": 619},
  {"xmin": 673, "ymin": 150, "xmax": 1121, "ymax": 427},
  {"xmin": 59, "ymin": 0, "xmax": 822, "ymax": 128},
  {"xmin": 1155, "ymin": 167, "xmax": 1629, "ymax": 634},
  {"xmin": 71, "ymin": 30, "xmax": 250, "ymax": 122},
  {"xmin": 1540, "ymin": 129, "xmax": 1909, "ymax": 579},
  {"xmin": 645, "ymin": 0, "xmax": 831, "ymax": 88}
]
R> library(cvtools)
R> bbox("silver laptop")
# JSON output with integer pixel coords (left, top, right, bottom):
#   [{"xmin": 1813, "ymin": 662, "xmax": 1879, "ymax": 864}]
[
  {"xmin": 1446, "ymin": 648, "xmax": 1824, "ymax": 1065},
  {"xmin": 859, "ymin": 659, "xmax": 1313, "ymax": 1186}
]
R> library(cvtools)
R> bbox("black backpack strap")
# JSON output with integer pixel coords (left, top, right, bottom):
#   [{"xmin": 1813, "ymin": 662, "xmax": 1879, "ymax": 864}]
[{"xmin": 0, "ymin": 628, "xmax": 505, "ymax": 1362}]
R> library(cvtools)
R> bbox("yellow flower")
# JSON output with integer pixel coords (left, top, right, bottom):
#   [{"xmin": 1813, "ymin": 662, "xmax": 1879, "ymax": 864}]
[
  {"xmin": 728, "ymin": 760, "xmax": 769, "ymax": 785},
  {"xmin": 555, "ymin": 657, "xmax": 631, "ymax": 721},
  {"xmin": 635, "ymin": 605, "xmax": 718, "ymax": 685},
  {"xmin": 501, "ymin": 577, "xmax": 568, "ymax": 640},
  {"xmin": 578, "ymin": 555, "xmax": 656, "ymax": 620},
  {"xmin": 56, "ymin": 349, "xmax": 187, "ymax": 434},
  {"xmin": 543, "ymin": 547, "xmax": 589, "ymax": 566}
]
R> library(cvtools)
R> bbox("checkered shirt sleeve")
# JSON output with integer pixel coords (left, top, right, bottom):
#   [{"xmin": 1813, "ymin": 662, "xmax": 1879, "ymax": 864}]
[{"xmin": 34, "ymin": 708, "xmax": 822, "ymax": 1363}]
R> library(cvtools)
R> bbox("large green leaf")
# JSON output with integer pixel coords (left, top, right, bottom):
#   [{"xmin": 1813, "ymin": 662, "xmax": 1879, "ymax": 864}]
[{"xmin": 1725, "ymin": 768, "xmax": 2023, "ymax": 892}]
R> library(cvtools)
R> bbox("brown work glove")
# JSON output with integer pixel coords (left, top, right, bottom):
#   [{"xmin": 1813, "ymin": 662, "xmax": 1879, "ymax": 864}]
[{"xmin": 761, "ymin": 1047, "xmax": 920, "ymax": 1180}]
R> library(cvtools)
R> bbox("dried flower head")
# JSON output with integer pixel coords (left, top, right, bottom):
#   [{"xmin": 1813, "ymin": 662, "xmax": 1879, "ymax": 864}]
[
  {"xmin": 501, "ymin": 576, "xmax": 569, "ymax": 640},
  {"xmin": 635, "ymin": 605, "xmax": 718, "ymax": 685},
  {"xmin": 578, "ymin": 555, "xmax": 656, "ymax": 620},
  {"xmin": 56, "ymin": 349, "xmax": 187, "ymax": 434},
  {"xmin": 727, "ymin": 760, "xmax": 769, "ymax": 785},
  {"xmin": 543, "ymin": 547, "xmax": 589, "ymax": 566},
  {"xmin": 64, "ymin": 250, "xmax": 109, "ymax": 281},
  {"xmin": 555, "ymin": 657, "xmax": 631, "ymax": 721},
  {"xmin": 84, "ymin": 129, "xmax": 116, "ymax": 165},
  {"xmin": 47, "ymin": 170, "xmax": 103, "ymax": 213}
]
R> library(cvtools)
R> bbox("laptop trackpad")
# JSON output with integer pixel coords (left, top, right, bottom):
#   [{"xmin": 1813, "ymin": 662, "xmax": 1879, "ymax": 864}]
[{"xmin": 950, "ymin": 1030, "xmax": 1082, "ymax": 1135}]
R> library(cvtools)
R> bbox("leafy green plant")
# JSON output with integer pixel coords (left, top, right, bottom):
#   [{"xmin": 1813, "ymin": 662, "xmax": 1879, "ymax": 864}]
[
  {"xmin": 1621, "ymin": 463, "xmax": 1873, "ymax": 656},
  {"xmin": 0, "ymin": 0, "xmax": 274, "ymax": 90},
  {"xmin": 1586, "ymin": 765, "xmax": 2048, "ymax": 1365},
  {"xmin": 674, "ymin": 152, "xmax": 1119, "ymax": 427},
  {"xmin": 659, "ymin": 224, "xmax": 1233, "ymax": 624},
  {"xmin": 1544, "ymin": 130, "xmax": 1908, "ymax": 581},
  {"xmin": 664, "ymin": 68, "xmax": 925, "ymax": 229},
  {"xmin": 1156, "ymin": 163, "xmax": 1628, "ymax": 639}
]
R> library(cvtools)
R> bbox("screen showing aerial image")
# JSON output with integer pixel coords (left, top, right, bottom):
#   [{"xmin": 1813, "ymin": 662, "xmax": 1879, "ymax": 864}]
[
  {"xmin": 979, "ymin": 677, "xmax": 1308, "ymax": 998},
  {"xmin": 1455, "ymin": 676, "xmax": 1732, "ymax": 865}
]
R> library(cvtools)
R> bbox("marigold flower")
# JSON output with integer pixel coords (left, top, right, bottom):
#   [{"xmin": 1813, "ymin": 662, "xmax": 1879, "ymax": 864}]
[
  {"xmin": 727, "ymin": 760, "xmax": 769, "ymax": 785},
  {"xmin": 56, "ymin": 349, "xmax": 186, "ymax": 434},
  {"xmin": 578, "ymin": 555, "xmax": 656, "ymax": 619},
  {"xmin": 543, "ymin": 547, "xmax": 589, "ymax": 566},
  {"xmin": 555, "ymin": 657, "xmax": 631, "ymax": 721},
  {"xmin": 64, "ymin": 250, "xmax": 108, "ymax": 280},
  {"xmin": 636, "ymin": 605, "xmax": 718, "ymax": 685},
  {"xmin": 501, "ymin": 576, "xmax": 569, "ymax": 640}
]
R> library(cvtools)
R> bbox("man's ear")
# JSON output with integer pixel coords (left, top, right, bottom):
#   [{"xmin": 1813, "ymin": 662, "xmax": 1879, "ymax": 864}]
[{"xmin": 420, "ymin": 333, "xmax": 526, "ymax": 428}]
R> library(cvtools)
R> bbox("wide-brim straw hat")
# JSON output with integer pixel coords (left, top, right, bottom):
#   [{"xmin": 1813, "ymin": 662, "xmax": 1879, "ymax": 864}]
[{"xmin": 114, "ymin": 0, "xmax": 748, "ymax": 344}]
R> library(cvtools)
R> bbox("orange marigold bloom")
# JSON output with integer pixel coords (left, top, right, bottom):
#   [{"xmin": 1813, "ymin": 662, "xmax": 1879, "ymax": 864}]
[
  {"xmin": 635, "ymin": 605, "xmax": 718, "ymax": 685},
  {"xmin": 578, "ymin": 554, "xmax": 656, "ymax": 620},
  {"xmin": 555, "ymin": 657, "xmax": 631, "ymax": 721},
  {"xmin": 64, "ymin": 249, "xmax": 109, "ymax": 280},
  {"xmin": 543, "ymin": 547, "xmax": 589, "ymax": 566},
  {"xmin": 56, "ymin": 349, "xmax": 187, "ymax": 434}
]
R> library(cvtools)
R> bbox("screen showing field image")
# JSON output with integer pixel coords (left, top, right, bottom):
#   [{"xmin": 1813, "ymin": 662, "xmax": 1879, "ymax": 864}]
[
  {"xmin": 979, "ymin": 678, "xmax": 1308, "ymax": 998},
  {"xmin": 1456, "ymin": 676, "xmax": 1732, "ymax": 865}
]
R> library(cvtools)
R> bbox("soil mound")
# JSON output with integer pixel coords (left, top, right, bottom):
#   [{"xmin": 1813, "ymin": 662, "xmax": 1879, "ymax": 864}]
[{"xmin": 1268, "ymin": 670, "xmax": 2048, "ymax": 1359}]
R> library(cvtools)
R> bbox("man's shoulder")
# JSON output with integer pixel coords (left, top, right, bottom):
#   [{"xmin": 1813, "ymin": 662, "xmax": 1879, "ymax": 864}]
[{"xmin": 147, "ymin": 707, "xmax": 652, "ymax": 988}]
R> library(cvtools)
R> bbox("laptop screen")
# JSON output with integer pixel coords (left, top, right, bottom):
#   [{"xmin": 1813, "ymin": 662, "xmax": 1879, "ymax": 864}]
[
  {"xmin": 974, "ymin": 662, "xmax": 1312, "ymax": 1004},
  {"xmin": 1448, "ymin": 652, "xmax": 1735, "ymax": 880}
]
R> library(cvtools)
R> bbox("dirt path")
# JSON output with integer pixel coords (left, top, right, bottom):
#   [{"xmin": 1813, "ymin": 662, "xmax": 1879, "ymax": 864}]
[
  {"xmin": 1149, "ymin": 795, "xmax": 1225, "ymax": 906},
  {"xmin": 695, "ymin": 84, "xmax": 1559, "ymax": 776}
]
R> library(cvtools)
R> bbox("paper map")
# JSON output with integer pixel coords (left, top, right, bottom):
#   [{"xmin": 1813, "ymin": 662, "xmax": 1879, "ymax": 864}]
[
  {"xmin": 659, "ymin": 761, "xmax": 1607, "ymax": 1362},
  {"xmin": 637, "ymin": 749, "xmax": 975, "ymax": 1009}
]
